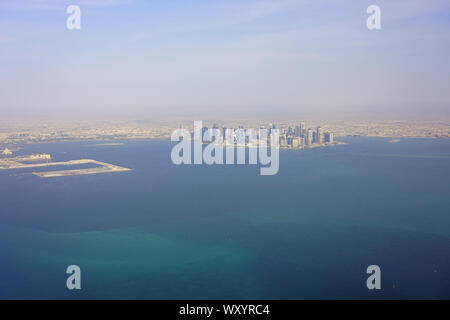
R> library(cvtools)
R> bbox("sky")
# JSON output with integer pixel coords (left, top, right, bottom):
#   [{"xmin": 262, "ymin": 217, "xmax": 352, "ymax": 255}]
[{"xmin": 0, "ymin": 0, "xmax": 449, "ymax": 119}]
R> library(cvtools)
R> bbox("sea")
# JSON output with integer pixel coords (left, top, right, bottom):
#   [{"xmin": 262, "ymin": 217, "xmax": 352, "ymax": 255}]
[{"xmin": 0, "ymin": 137, "xmax": 449, "ymax": 299}]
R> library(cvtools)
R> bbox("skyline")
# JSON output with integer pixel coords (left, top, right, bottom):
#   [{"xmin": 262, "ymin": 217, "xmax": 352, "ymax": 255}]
[
  {"xmin": 1, "ymin": 117, "xmax": 449, "ymax": 148},
  {"xmin": 1, "ymin": 0, "xmax": 450, "ymax": 119}
]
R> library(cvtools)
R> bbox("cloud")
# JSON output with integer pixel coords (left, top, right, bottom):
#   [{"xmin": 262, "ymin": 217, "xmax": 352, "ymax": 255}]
[
  {"xmin": 241, "ymin": 0, "xmax": 294, "ymax": 19},
  {"xmin": 0, "ymin": 0, "xmax": 133, "ymax": 11},
  {"xmin": 383, "ymin": 0, "xmax": 450, "ymax": 20},
  {"xmin": 217, "ymin": 0, "xmax": 301, "ymax": 24}
]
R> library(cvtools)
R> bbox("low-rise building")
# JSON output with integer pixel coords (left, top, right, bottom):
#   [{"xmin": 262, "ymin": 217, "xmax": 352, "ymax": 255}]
[
  {"xmin": 30, "ymin": 153, "xmax": 51, "ymax": 161},
  {"xmin": 2, "ymin": 148, "xmax": 12, "ymax": 156}
]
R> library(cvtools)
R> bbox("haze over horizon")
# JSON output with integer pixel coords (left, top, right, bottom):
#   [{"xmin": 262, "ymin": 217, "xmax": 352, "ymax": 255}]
[{"xmin": 1, "ymin": 0, "xmax": 449, "ymax": 119}]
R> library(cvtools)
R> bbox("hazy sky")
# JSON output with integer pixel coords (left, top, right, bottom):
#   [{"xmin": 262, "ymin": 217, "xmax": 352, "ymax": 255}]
[{"xmin": 1, "ymin": 0, "xmax": 449, "ymax": 119}]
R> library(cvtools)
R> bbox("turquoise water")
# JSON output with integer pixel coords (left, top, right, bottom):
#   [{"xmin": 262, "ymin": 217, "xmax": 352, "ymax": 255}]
[{"xmin": 0, "ymin": 137, "xmax": 449, "ymax": 299}]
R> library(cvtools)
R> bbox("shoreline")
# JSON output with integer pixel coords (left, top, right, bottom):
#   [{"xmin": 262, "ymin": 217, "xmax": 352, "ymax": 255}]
[{"xmin": 0, "ymin": 135, "xmax": 448, "ymax": 150}]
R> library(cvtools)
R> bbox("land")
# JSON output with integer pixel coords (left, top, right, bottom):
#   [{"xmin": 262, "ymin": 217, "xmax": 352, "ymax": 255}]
[
  {"xmin": 0, "ymin": 117, "xmax": 448, "ymax": 147},
  {"xmin": 0, "ymin": 116, "xmax": 447, "ymax": 177},
  {"xmin": 0, "ymin": 155, "xmax": 131, "ymax": 178}
]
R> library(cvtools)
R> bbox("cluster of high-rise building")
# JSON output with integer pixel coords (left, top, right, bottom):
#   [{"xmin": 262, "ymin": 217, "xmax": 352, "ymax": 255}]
[
  {"xmin": 276, "ymin": 123, "xmax": 334, "ymax": 149},
  {"xmin": 196, "ymin": 122, "xmax": 335, "ymax": 149}
]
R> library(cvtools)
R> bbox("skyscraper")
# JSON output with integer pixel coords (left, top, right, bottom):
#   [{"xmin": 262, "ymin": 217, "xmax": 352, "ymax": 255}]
[
  {"xmin": 295, "ymin": 126, "xmax": 301, "ymax": 137},
  {"xmin": 306, "ymin": 129, "xmax": 313, "ymax": 145},
  {"xmin": 202, "ymin": 126, "xmax": 208, "ymax": 139},
  {"xmin": 317, "ymin": 126, "xmax": 324, "ymax": 144},
  {"xmin": 325, "ymin": 132, "xmax": 334, "ymax": 144},
  {"xmin": 300, "ymin": 122, "xmax": 306, "ymax": 137}
]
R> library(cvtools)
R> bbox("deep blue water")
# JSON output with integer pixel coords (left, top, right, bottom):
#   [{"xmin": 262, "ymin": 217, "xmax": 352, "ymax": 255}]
[{"xmin": 0, "ymin": 137, "xmax": 449, "ymax": 299}]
